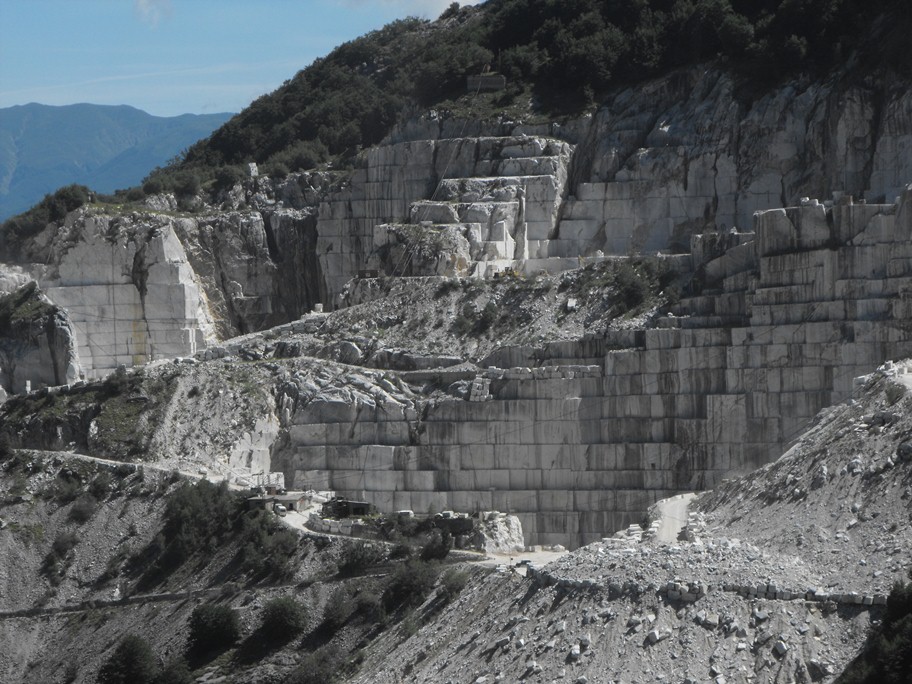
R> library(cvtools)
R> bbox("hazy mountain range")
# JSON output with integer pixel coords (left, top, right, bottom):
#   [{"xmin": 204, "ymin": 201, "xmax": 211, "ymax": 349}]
[{"xmin": 0, "ymin": 103, "xmax": 232, "ymax": 220}]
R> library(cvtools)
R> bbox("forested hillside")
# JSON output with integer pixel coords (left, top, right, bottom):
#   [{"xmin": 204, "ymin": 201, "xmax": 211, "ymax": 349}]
[
  {"xmin": 3, "ymin": 0, "xmax": 909, "ymax": 232},
  {"xmin": 162, "ymin": 0, "xmax": 910, "ymax": 182}
]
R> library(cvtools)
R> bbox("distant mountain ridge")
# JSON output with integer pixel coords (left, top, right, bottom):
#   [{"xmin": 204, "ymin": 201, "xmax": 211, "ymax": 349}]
[{"xmin": 0, "ymin": 103, "xmax": 232, "ymax": 219}]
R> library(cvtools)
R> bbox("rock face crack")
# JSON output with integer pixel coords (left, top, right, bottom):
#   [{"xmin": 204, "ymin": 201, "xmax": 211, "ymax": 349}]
[
  {"xmin": 862, "ymin": 86, "xmax": 886, "ymax": 201},
  {"xmin": 130, "ymin": 239, "xmax": 155, "ymax": 362}
]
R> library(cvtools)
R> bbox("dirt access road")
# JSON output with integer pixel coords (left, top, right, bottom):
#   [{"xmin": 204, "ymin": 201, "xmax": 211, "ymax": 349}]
[{"xmin": 653, "ymin": 492, "xmax": 696, "ymax": 543}]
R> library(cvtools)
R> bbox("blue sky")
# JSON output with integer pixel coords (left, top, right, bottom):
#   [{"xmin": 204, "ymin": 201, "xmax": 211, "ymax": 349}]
[{"xmin": 0, "ymin": 0, "xmax": 478, "ymax": 117}]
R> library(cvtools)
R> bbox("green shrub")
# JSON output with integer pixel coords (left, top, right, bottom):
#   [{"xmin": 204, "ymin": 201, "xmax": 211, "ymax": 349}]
[
  {"xmin": 399, "ymin": 609, "xmax": 420, "ymax": 638},
  {"xmin": 173, "ymin": 171, "xmax": 201, "ymax": 197},
  {"xmin": 433, "ymin": 279, "xmax": 461, "ymax": 299},
  {"xmin": 96, "ymin": 634, "xmax": 159, "ymax": 684},
  {"xmin": 438, "ymin": 567, "xmax": 469, "ymax": 603},
  {"xmin": 213, "ymin": 165, "xmax": 246, "ymax": 192},
  {"xmin": 613, "ymin": 261, "xmax": 649, "ymax": 310},
  {"xmin": 355, "ymin": 588, "xmax": 386, "ymax": 624},
  {"xmin": 141, "ymin": 178, "xmax": 164, "ymax": 196},
  {"xmin": 50, "ymin": 472, "xmax": 84, "ymax": 503},
  {"xmin": 260, "ymin": 596, "xmax": 307, "ymax": 640},
  {"xmin": 477, "ymin": 302, "xmax": 498, "ymax": 331},
  {"xmin": 158, "ymin": 480, "xmax": 238, "ymax": 570},
  {"xmin": 89, "ymin": 470, "xmax": 112, "ymax": 499},
  {"xmin": 838, "ymin": 570, "xmax": 912, "ymax": 683},
  {"xmin": 337, "ymin": 541, "xmax": 385, "ymax": 577},
  {"xmin": 320, "ymin": 587, "xmax": 354, "ymax": 634},
  {"xmin": 238, "ymin": 508, "xmax": 299, "ymax": 577},
  {"xmin": 68, "ymin": 494, "xmax": 99, "ymax": 523},
  {"xmin": 278, "ymin": 139, "xmax": 328, "ymax": 171},
  {"xmin": 284, "ymin": 645, "xmax": 343, "ymax": 684},
  {"xmin": 389, "ymin": 542, "xmax": 413, "ymax": 560},
  {"xmin": 420, "ymin": 529, "xmax": 452, "ymax": 561},
  {"xmin": 125, "ymin": 187, "xmax": 145, "ymax": 202},
  {"xmin": 101, "ymin": 367, "xmax": 132, "ymax": 397},
  {"xmin": 383, "ymin": 559, "xmax": 439, "ymax": 611},
  {"xmin": 41, "ymin": 532, "xmax": 78, "ymax": 585},
  {"xmin": 440, "ymin": 2, "xmax": 460, "ymax": 20},
  {"xmin": 265, "ymin": 161, "xmax": 289, "ymax": 179},
  {"xmin": 48, "ymin": 531, "xmax": 79, "ymax": 563},
  {"xmin": 187, "ymin": 603, "xmax": 239, "ymax": 656}
]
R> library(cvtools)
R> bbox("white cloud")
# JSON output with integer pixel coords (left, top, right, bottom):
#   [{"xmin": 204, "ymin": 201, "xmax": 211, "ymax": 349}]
[{"xmin": 134, "ymin": 0, "xmax": 172, "ymax": 28}]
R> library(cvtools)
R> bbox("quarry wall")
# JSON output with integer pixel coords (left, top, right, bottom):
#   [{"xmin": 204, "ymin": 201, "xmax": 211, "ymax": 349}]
[{"xmin": 278, "ymin": 188, "xmax": 912, "ymax": 548}]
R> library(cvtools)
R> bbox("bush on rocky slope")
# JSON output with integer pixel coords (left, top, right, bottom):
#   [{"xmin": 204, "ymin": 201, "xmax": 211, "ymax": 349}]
[
  {"xmin": 95, "ymin": 634, "xmax": 159, "ymax": 684},
  {"xmin": 238, "ymin": 507, "xmax": 300, "ymax": 578},
  {"xmin": 838, "ymin": 570, "xmax": 912, "ymax": 683},
  {"xmin": 260, "ymin": 596, "xmax": 308, "ymax": 640},
  {"xmin": 383, "ymin": 558, "xmax": 439, "ymax": 611},
  {"xmin": 187, "ymin": 603, "xmax": 241, "ymax": 657},
  {"xmin": 134, "ymin": 479, "xmax": 300, "ymax": 588}
]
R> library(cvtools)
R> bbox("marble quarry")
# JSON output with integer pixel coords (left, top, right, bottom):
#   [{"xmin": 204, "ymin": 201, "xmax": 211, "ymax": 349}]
[
  {"xmin": 300, "ymin": 65, "xmax": 912, "ymax": 306},
  {"xmin": 3, "ymin": 67, "xmax": 910, "ymax": 385},
  {"xmin": 277, "ymin": 188, "xmax": 912, "ymax": 548},
  {"xmin": 2, "ymin": 66, "xmax": 912, "ymax": 550}
]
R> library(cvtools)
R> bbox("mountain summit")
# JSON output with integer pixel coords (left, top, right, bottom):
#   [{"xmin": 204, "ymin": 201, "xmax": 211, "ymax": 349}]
[{"xmin": 0, "ymin": 103, "xmax": 232, "ymax": 220}]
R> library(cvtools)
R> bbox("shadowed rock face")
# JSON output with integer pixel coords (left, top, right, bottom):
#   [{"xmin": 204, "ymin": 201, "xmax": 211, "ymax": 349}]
[{"xmin": 0, "ymin": 282, "xmax": 81, "ymax": 395}]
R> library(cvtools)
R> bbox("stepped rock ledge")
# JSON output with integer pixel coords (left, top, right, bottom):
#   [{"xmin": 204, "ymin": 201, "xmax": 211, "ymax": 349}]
[{"xmin": 3, "ymin": 65, "xmax": 912, "ymax": 547}]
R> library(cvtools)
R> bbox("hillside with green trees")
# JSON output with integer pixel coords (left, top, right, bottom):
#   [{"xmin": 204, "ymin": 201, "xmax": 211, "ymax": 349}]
[
  {"xmin": 147, "ymin": 0, "xmax": 910, "ymax": 189},
  {"xmin": 2, "ymin": 0, "xmax": 909, "ymax": 234},
  {"xmin": 837, "ymin": 570, "xmax": 912, "ymax": 684}
]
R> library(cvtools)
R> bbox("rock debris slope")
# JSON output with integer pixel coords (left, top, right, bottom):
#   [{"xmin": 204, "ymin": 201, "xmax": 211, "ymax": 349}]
[{"xmin": 350, "ymin": 366, "xmax": 912, "ymax": 684}]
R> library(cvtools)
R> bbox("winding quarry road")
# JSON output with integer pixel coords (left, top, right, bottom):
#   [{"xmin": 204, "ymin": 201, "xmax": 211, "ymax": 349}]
[{"xmin": 654, "ymin": 492, "xmax": 696, "ymax": 543}]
